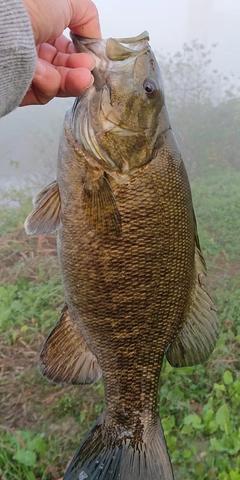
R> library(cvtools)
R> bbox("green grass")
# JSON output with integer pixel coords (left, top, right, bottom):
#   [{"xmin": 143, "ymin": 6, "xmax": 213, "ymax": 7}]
[
  {"xmin": 0, "ymin": 167, "xmax": 239, "ymax": 479},
  {"xmin": 191, "ymin": 167, "xmax": 240, "ymax": 262},
  {"xmin": 0, "ymin": 429, "xmax": 57, "ymax": 480},
  {"xmin": 0, "ymin": 189, "xmax": 32, "ymax": 235},
  {"xmin": 0, "ymin": 278, "xmax": 63, "ymax": 339}
]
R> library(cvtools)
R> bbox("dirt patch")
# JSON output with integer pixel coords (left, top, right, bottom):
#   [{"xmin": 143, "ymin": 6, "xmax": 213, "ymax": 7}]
[
  {"xmin": 1, "ymin": 334, "xmax": 87, "ymax": 427},
  {"xmin": 0, "ymin": 227, "xmax": 58, "ymax": 283},
  {"xmin": 203, "ymin": 252, "xmax": 240, "ymax": 294},
  {"xmin": 0, "ymin": 332, "xmax": 102, "ymax": 430},
  {"xmin": 1, "ymin": 334, "xmax": 59, "ymax": 428}
]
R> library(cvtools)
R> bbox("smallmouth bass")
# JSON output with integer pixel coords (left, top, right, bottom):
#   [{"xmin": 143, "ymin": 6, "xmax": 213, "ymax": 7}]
[{"xmin": 25, "ymin": 32, "xmax": 219, "ymax": 480}]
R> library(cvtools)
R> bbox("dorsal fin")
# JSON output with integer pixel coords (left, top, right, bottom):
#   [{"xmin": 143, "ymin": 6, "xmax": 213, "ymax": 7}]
[
  {"xmin": 166, "ymin": 245, "xmax": 219, "ymax": 367},
  {"xmin": 39, "ymin": 305, "xmax": 102, "ymax": 385},
  {"xmin": 24, "ymin": 180, "xmax": 61, "ymax": 235}
]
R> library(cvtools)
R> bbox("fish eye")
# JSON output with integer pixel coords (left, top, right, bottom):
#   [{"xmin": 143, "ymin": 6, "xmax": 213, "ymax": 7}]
[{"xmin": 143, "ymin": 77, "xmax": 158, "ymax": 98}]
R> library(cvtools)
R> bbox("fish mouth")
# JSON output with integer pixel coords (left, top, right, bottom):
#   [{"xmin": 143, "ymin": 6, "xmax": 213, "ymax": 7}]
[
  {"xmin": 71, "ymin": 31, "xmax": 150, "ymax": 67},
  {"xmin": 71, "ymin": 31, "xmax": 156, "ymax": 132}
]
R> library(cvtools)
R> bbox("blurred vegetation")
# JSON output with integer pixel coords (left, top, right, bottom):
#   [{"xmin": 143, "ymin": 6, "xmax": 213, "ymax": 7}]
[{"xmin": 0, "ymin": 41, "xmax": 239, "ymax": 479}]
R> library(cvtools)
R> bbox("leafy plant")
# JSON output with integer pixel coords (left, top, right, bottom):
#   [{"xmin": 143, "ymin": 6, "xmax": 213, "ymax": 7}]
[{"xmin": 0, "ymin": 429, "xmax": 49, "ymax": 480}]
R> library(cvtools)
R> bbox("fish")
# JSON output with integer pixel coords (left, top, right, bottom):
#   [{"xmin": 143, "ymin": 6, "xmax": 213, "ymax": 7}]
[{"xmin": 24, "ymin": 31, "xmax": 219, "ymax": 480}]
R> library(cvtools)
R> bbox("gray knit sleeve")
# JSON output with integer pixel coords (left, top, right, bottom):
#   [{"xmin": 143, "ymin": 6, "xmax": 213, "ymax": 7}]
[{"xmin": 0, "ymin": 0, "xmax": 36, "ymax": 117}]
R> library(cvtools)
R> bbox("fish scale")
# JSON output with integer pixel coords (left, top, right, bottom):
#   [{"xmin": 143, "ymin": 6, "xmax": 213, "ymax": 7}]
[
  {"xmin": 57, "ymin": 146, "xmax": 193, "ymax": 429},
  {"xmin": 25, "ymin": 32, "xmax": 219, "ymax": 480}
]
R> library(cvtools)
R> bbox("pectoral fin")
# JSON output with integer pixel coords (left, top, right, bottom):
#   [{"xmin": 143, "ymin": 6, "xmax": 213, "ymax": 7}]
[
  {"xmin": 24, "ymin": 180, "xmax": 61, "ymax": 235},
  {"xmin": 166, "ymin": 246, "xmax": 219, "ymax": 367},
  {"xmin": 39, "ymin": 305, "xmax": 102, "ymax": 385},
  {"xmin": 82, "ymin": 174, "xmax": 121, "ymax": 236}
]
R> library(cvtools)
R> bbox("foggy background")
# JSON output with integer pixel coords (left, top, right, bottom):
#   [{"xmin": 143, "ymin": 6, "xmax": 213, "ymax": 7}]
[{"xmin": 1, "ymin": 0, "xmax": 240, "ymax": 184}]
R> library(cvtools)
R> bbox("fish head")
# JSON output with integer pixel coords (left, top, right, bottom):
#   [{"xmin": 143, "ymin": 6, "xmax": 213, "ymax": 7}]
[{"xmin": 71, "ymin": 32, "xmax": 169, "ymax": 182}]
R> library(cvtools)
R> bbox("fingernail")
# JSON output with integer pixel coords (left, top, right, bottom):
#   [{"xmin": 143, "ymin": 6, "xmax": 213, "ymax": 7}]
[
  {"xmin": 35, "ymin": 60, "xmax": 46, "ymax": 76},
  {"xmin": 83, "ymin": 74, "xmax": 94, "ymax": 91},
  {"xmin": 90, "ymin": 58, "xmax": 96, "ymax": 70}
]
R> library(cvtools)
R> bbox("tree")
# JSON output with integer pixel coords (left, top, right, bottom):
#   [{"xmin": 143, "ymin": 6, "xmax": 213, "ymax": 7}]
[{"xmin": 156, "ymin": 41, "xmax": 240, "ymax": 174}]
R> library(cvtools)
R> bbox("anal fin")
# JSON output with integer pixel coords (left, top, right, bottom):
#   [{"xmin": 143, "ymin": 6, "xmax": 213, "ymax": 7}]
[
  {"xmin": 166, "ymin": 246, "xmax": 219, "ymax": 367},
  {"xmin": 39, "ymin": 305, "xmax": 102, "ymax": 385},
  {"xmin": 24, "ymin": 180, "xmax": 61, "ymax": 235}
]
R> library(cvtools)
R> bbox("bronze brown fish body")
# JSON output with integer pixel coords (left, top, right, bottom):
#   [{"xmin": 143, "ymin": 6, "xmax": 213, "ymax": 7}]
[{"xmin": 25, "ymin": 32, "xmax": 218, "ymax": 480}]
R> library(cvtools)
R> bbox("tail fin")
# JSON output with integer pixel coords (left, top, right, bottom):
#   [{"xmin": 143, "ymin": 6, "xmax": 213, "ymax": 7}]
[{"xmin": 63, "ymin": 415, "xmax": 174, "ymax": 480}]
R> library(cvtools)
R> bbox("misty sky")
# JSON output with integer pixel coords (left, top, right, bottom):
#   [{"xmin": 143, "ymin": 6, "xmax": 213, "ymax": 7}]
[{"xmin": 95, "ymin": 0, "xmax": 240, "ymax": 75}]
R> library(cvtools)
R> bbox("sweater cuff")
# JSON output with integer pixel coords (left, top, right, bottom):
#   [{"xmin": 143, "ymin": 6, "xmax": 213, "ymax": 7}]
[{"xmin": 0, "ymin": 0, "xmax": 36, "ymax": 117}]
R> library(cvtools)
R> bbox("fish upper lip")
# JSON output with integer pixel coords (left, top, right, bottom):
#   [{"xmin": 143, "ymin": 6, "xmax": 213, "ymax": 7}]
[{"xmin": 71, "ymin": 32, "xmax": 150, "ymax": 66}]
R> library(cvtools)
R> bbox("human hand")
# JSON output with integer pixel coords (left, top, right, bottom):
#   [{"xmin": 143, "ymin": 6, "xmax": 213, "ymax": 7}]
[{"xmin": 21, "ymin": 0, "xmax": 101, "ymax": 106}]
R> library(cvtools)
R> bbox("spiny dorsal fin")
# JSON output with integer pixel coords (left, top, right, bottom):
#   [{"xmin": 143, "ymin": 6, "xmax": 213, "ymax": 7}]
[
  {"xmin": 166, "ymin": 245, "xmax": 219, "ymax": 367},
  {"xmin": 82, "ymin": 174, "xmax": 121, "ymax": 236},
  {"xmin": 24, "ymin": 180, "xmax": 61, "ymax": 235},
  {"xmin": 39, "ymin": 305, "xmax": 102, "ymax": 385}
]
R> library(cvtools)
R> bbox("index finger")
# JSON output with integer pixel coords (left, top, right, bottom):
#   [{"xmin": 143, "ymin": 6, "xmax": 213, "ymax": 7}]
[{"xmin": 69, "ymin": 0, "xmax": 101, "ymax": 39}]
